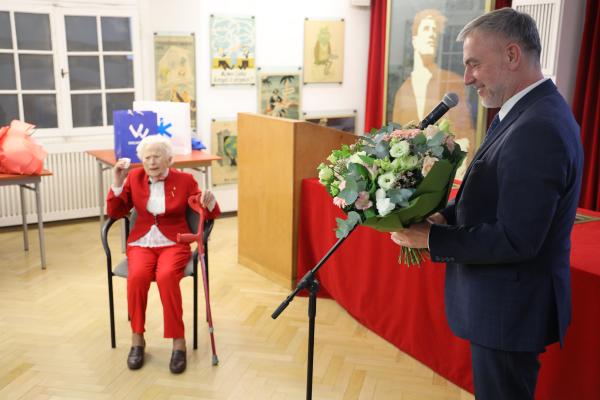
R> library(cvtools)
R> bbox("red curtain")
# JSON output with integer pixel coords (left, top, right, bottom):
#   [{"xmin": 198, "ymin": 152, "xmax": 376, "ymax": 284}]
[
  {"xmin": 573, "ymin": 0, "xmax": 600, "ymax": 211},
  {"xmin": 363, "ymin": 0, "xmax": 387, "ymax": 132}
]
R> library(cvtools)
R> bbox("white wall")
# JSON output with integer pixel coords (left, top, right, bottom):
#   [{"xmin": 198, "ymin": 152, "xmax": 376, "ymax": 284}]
[
  {"xmin": 138, "ymin": 0, "xmax": 371, "ymax": 212},
  {"xmin": 554, "ymin": 0, "xmax": 586, "ymax": 104}
]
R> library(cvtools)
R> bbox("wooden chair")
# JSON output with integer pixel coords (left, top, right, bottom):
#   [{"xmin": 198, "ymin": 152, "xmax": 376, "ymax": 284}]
[{"xmin": 100, "ymin": 207, "xmax": 214, "ymax": 351}]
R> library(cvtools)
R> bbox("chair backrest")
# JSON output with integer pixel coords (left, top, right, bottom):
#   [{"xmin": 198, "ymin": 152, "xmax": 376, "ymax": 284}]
[
  {"xmin": 128, "ymin": 206, "xmax": 199, "ymax": 236},
  {"xmin": 102, "ymin": 203, "xmax": 215, "ymax": 278},
  {"xmin": 127, "ymin": 206, "xmax": 212, "ymax": 246}
]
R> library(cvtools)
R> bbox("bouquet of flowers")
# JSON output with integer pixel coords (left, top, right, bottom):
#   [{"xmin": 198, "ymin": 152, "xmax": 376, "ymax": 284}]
[{"xmin": 317, "ymin": 120, "xmax": 466, "ymax": 266}]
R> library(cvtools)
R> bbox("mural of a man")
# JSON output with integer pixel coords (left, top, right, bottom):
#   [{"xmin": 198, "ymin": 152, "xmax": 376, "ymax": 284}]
[{"xmin": 392, "ymin": 9, "xmax": 475, "ymax": 178}]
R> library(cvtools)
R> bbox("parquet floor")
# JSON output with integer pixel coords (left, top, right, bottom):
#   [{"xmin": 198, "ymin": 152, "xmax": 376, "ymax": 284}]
[{"xmin": 0, "ymin": 216, "xmax": 474, "ymax": 399}]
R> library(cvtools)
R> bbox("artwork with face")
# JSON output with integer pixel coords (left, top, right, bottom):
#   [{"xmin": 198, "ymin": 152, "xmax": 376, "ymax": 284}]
[
  {"xmin": 257, "ymin": 71, "xmax": 302, "ymax": 120},
  {"xmin": 210, "ymin": 15, "xmax": 256, "ymax": 85},
  {"xmin": 154, "ymin": 34, "xmax": 196, "ymax": 128},
  {"xmin": 303, "ymin": 19, "xmax": 345, "ymax": 83},
  {"xmin": 385, "ymin": 1, "xmax": 487, "ymax": 179},
  {"xmin": 211, "ymin": 119, "xmax": 238, "ymax": 187}
]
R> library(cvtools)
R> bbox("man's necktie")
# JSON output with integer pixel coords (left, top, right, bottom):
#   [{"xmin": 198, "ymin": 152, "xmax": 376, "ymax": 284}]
[{"xmin": 484, "ymin": 114, "xmax": 501, "ymax": 143}]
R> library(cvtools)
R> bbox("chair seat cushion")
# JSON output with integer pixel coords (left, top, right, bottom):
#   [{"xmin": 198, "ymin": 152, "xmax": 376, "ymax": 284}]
[{"xmin": 113, "ymin": 256, "xmax": 195, "ymax": 278}]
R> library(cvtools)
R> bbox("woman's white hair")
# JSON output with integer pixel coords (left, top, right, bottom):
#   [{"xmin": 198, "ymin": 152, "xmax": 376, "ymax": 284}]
[{"xmin": 136, "ymin": 135, "xmax": 173, "ymax": 161}]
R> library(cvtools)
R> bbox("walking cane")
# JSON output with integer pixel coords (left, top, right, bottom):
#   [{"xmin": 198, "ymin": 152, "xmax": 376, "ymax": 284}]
[{"xmin": 177, "ymin": 194, "xmax": 219, "ymax": 365}]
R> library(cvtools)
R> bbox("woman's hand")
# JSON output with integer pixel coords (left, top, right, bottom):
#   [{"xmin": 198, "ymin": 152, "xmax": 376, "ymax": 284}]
[
  {"xmin": 200, "ymin": 190, "xmax": 216, "ymax": 212},
  {"xmin": 114, "ymin": 158, "xmax": 131, "ymax": 187}
]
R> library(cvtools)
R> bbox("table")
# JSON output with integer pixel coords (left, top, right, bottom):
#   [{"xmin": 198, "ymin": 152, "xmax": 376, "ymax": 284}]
[
  {"xmin": 0, "ymin": 170, "xmax": 53, "ymax": 269},
  {"xmin": 297, "ymin": 178, "xmax": 600, "ymax": 400},
  {"xmin": 86, "ymin": 149, "xmax": 221, "ymax": 224}
]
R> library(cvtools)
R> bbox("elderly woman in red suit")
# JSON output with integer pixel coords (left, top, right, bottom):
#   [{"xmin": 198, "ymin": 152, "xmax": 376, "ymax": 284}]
[{"xmin": 107, "ymin": 135, "xmax": 220, "ymax": 374}]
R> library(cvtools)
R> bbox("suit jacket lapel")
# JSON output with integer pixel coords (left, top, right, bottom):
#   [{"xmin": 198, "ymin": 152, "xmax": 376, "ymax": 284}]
[{"xmin": 455, "ymin": 79, "xmax": 557, "ymax": 201}]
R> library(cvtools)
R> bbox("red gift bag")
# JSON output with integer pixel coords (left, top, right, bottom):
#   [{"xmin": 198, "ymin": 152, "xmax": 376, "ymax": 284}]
[{"xmin": 0, "ymin": 120, "xmax": 47, "ymax": 175}]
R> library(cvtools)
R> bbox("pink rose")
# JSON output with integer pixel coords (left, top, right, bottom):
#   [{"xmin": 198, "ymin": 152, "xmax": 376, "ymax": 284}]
[
  {"xmin": 354, "ymin": 191, "xmax": 373, "ymax": 210},
  {"xmin": 444, "ymin": 135, "xmax": 456, "ymax": 153},
  {"xmin": 333, "ymin": 196, "xmax": 347, "ymax": 208},
  {"xmin": 390, "ymin": 129, "xmax": 420, "ymax": 139},
  {"xmin": 338, "ymin": 180, "xmax": 346, "ymax": 191}
]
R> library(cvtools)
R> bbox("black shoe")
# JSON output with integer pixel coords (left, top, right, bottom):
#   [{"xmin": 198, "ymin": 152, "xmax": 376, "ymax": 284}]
[
  {"xmin": 127, "ymin": 346, "xmax": 144, "ymax": 370},
  {"xmin": 169, "ymin": 350, "xmax": 186, "ymax": 374}
]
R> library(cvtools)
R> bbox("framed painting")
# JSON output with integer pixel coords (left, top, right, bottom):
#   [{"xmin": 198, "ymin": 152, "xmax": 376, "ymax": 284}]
[
  {"xmin": 210, "ymin": 15, "xmax": 256, "ymax": 85},
  {"xmin": 257, "ymin": 69, "xmax": 302, "ymax": 120},
  {"xmin": 211, "ymin": 118, "xmax": 238, "ymax": 187},
  {"xmin": 153, "ymin": 33, "xmax": 197, "ymax": 129},
  {"xmin": 303, "ymin": 18, "xmax": 345, "ymax": 84},
  {"xmin": 303, "ymin": 110, "xmax": 357, "ymax": 134},
  {"xmin": 383, "ymin": 0, "xmax": 491, "ymax": 179}
]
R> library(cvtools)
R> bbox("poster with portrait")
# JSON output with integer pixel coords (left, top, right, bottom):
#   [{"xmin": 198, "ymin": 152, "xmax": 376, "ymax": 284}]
[
  {"xmin": 257, "ymin": 70, "xmax": 302, "ymax": 120},
  {"xmin": 384, "ymin": 1, "xmax": 489, "ymax": 179},
  {"xmin": 303, "ymin": 19, "xmax": 345, "ymax": 84},
  {"xmin": 153, "ymin": 34, "xmax": 197, "ymax": 129},
  {"xmin": 211, "ymin": 119, "xmax": 238, "ymax": 187},
  {"xmin": 303, "ymin": 110, "xmax": 356, "ymax": 134},
  {"xmin": 210, "ymin": 15, "xmax": 256, "ymax": 85}
]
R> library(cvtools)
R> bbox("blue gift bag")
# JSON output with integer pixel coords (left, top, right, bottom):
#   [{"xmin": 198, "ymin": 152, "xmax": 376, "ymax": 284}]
[{"xmin": 113, "ymin": 110, "xmax": 158, "ymax": 162}]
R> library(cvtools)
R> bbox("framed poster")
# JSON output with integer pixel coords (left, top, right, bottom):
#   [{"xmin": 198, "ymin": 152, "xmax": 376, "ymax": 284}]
[
  {"xmin": 211, "ymin": 118, "xmax": 238, "ymax": 187},
  {"xmin": 303, "ymin": 110, "xmax": 357, "ymax": 134},
  {"xmin": 383, "ymin": 1, "xmax": 490, "ymax": 179},
  {"xmin": 153, "ymin": 33, "xmax": 197, "ymax": 129},
  {"xmin": 303, "ymin": 19, "xmax": 345, "ymax": 84},
  {"xmin": 257, "ymin": 69, "xmax": 302, "ymax": 120},
  {"xmin": 210, "ymin": 15, "xmax": 256, "ymax": 85}
]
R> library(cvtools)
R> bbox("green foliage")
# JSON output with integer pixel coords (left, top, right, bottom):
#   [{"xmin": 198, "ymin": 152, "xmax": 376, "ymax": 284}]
[{"xmin": 335, "ymin": 211, "xmax": 362, "ymax": 239}]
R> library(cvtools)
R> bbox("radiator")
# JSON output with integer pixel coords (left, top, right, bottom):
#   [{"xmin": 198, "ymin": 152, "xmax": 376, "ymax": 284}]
[{"xmin": 0, "ymin": 152, "xmax": 113, "ymax": 227}]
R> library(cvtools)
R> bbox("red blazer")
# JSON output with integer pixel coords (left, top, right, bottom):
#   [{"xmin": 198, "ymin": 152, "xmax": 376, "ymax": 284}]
[{"xmin": 106, "ymin": 168, "xmax": 221, "ymax": 244}]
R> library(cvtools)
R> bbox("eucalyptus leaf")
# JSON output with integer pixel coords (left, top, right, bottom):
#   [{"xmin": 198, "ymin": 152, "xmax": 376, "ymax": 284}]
[
  {"xmin": 339, "ymin": 188, "xmax": 358, "ymax": 204},
  {"xmin": 431, "ymin": 145, "xmax": 444, "ymax": 158},
  {"xmin": 387, "ymin": 188, "xmax": 415, "ymax": 205},
  {"xmin": 413, "ymin": 133, "xmax": 427, "ymax": 145},
  {"xmin": 427, "ymin": 131, "xmax": 444, "ymax": 147},
  {"xmin": 375, "ymin": 141, "xmax": 390, "ymax": 158}
]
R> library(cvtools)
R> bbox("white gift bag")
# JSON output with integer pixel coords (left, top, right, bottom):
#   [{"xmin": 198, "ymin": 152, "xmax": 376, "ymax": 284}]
[{"xmin": 133, "ymin": 101, "xmax": 192, "ymax": 155}]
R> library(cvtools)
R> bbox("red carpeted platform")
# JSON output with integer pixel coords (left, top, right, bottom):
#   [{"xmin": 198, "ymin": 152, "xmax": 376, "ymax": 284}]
[{"xmin": 297, "ymin": 178, "xmax": 600, "ymax": 399}]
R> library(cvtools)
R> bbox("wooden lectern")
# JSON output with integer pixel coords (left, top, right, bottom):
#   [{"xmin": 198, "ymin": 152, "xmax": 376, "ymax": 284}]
[{"xmin": 237, "ymin": 113, "xmax": 357, "ymax": 289}]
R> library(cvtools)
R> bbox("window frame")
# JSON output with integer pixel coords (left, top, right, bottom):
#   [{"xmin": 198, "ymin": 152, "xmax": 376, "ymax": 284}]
[{"xmin": 0, "ymin": 0, "xmax": 142, "ymax": 144}]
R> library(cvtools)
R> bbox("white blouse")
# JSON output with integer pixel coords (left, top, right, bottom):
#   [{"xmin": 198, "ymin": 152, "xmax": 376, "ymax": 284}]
[{"xmin": 111, "ymin": 171, "xmax": 175, "ymax": 248}]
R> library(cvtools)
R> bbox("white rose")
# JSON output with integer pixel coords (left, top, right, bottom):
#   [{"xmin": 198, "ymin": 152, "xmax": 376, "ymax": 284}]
[
  {"xmin": 389, "ymin": 141, "xmax": 410, "ymax": 158},
  {"xmin": 377, "ymin": 172, "xmax": 396, "ymax": 190},
  {"xmin": 376, "ymin": 196, "xmax": 396, "ymax": 217}
]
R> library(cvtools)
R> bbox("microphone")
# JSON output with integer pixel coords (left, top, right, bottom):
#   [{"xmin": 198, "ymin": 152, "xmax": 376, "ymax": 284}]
[{"xmin": 418, "ymin": 92, "xmax": 459, "ymax": 129}]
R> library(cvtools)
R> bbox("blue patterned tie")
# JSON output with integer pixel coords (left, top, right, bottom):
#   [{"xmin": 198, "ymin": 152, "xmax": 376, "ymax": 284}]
[{"xmin": 484, "ymin": 115, "xmax": 501, "ymax": 143}]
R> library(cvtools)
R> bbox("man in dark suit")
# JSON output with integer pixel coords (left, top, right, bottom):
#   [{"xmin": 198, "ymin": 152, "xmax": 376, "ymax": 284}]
[{"xmin": 391, "ymin": 8, "xmax": 583, "ymax": 399}]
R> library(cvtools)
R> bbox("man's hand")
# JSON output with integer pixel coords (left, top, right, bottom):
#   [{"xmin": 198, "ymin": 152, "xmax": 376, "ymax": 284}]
[
  {"xmin": 427, "ymin": 212, "xmax": 447, "ymax": 225},
  {"xmin": 390, "ymin": 221, "xmax": 432, "ymax": 249},
  {"xmin": 113, "ymin": 158, "xmax": 131, "ymax": 187}
]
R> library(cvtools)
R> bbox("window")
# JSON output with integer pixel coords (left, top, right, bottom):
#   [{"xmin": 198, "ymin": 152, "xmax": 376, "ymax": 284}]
[
  {"xmin": 65, "ymin": 15, "xmax": 135, "ymax": 127},
  {"xmin": 0, "ymin": 11, "xmax": 58, "ymax": 128},
  {"xmin": 0, "ymin": 2, "xmax": 140, "ymax": 140}
]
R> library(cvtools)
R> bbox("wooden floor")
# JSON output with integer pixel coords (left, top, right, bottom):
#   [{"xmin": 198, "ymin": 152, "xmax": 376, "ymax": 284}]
[{"xmin": 0, "ymin": 216, "xmax": 474, "ymax": 400}]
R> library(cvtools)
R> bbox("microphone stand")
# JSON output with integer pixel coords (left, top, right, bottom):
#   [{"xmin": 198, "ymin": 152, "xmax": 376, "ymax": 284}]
[{"xmin": 272, "ymin": 224, "xmax": 358, "ymax": 400}]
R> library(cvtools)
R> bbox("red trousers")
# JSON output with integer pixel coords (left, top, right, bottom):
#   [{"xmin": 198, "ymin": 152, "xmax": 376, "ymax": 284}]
[{"xmin": 126, "ymin": 244, "xmax": 191, "ymax": 338}]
